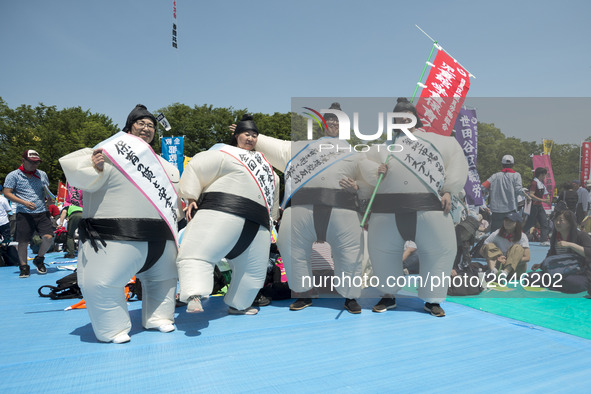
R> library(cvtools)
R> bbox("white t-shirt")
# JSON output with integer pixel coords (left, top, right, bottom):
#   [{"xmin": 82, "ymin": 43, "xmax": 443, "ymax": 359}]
[
  {"xmin": 0, "ymin": 195, "xmax": 11, "ymax": 226},
  {"xmin": 484, "ymin": 229, "xmax": 529, "ymax": 255}
]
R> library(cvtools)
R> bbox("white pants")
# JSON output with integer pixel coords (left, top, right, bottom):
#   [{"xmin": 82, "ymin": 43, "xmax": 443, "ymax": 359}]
[
  {"xmin": 177, "ymin": 210, "xmax": 270, "ymax": 311},
  {"xmin": 368, "ymin": 211, "xmax": 456, "ymax": 304},
  {"xmin": 77, "ymin": 239, "xmax": 178, "ymax": 342},
  {"xmin": 277, "ymin": 206, "xmax": 364, "ymax": 299}
]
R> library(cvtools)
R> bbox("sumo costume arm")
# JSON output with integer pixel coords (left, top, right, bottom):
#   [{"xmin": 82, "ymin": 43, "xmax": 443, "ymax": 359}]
[
  {"xmin": 254, "ymin": 134, "xmax": 292, "ymax": 171},
  {"xmin": 178, "ymin": 150, "xmax": 224, "ymax": 202},
  {"xmin": 437, "ymin": 135, "xmax": 469, "ymax": 196},
  {"xmin": 59, "ymin": 148, "xmax": 111, "ymax": 192}
]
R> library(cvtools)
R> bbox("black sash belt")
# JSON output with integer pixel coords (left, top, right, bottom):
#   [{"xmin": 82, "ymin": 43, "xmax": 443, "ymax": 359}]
[
  {"xmin": 197, "ymin": 192, "xmax": 269, "ymax": 259},
  {"xmin": 197, "ymin": 192, "xmax": 270, "ymax": 231},
  {"xmin": 79, "ymin": 218, "xmax": 174, "ymax": 274},
  {"xmin": 286, "ymin": 188, "xmax": 359, "ymax": 242},
  {"xmin": 371, "ymin": 193, "xmax": 443, "ymax": 242},
  {"xmin": 286, "ymin": 188, "xmax": 358, "ymax": 211}
]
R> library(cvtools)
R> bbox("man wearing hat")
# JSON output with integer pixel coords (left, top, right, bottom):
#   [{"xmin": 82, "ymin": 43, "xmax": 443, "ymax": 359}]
[
  {"xmin": 576, "ymin": 180, "xmax": 591, "ymax": 224},
  {"xmin": 481, "ymin": 154, "xmax": 526, "ymax": 232},
  {"xmin": 60, "ymin": 104, "xmax": 181, "ymax": 343},
  {"xmin": 3, "ymin": 149, "xmax": 54, "ymax": 278}
]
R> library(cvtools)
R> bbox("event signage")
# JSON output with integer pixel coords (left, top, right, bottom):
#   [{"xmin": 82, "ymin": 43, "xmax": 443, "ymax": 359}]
[
  {"xmin": 453, "ymin": 107, "xmax": 483, "ymax": 206},
  {"xmin": 581, "ymin": 142, "xmax": 591, "ymax": 185},
  {"xmin": 162, "ymin": 136, "xmax": 185, "ymax": 175},
  {"xmin": 415, "ymin": 50, "xmax": 471, "ymax": 136}
]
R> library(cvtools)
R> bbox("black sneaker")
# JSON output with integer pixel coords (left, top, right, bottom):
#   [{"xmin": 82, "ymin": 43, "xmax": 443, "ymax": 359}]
[
  {"xmin": 372, "ymin": 297, "xmax": 397, "ymax": 313},
  {"xmin": 344, "ymin": 298, "xmax": 362, "ymax": 314},
  {"xmin": 252, "ymin": 293, "xmax": 271, "ymax": 307},
  {"xmin": 289, "ymin": 298, "xmax": 312, "ymax": 311},
  {"xmin": 424, "ymin": 302, "xmax": 445, "ymax": 317},
  {"xmin": 19, "ymin": 265, "xmax": 30, "ymax": 278},
  {"xmin": 33, "ymin": 256, "xmax": 47, "ymax": 274}
]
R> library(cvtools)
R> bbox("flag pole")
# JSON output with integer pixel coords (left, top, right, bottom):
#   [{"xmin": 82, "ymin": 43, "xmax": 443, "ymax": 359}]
[
  {"xmin": 415, "ymin": 25, "xmax": 476, "ymax": 79},
  {"xmin": 359, "ymin": 38, "xmax": 438, "ymax": 228}
]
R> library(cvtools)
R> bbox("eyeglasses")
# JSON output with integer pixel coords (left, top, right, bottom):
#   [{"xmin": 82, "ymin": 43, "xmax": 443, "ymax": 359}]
[
  {"xmin": 326, "ymin": 122, "xmax": 339, "ymax": 128},
  {"xmin": 26, "ymin": 159, "xmax": 40, "ymax": 165},
  {"xmin": 135, "ymin": 121, "xmax": 155, "ymax": 130}
]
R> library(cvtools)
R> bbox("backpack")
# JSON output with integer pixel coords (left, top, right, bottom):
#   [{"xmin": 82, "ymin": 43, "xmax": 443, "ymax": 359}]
[
  {"xmin": 540, "ymin": 253, "xmax": 584, "ymax": 276},
  {"xmin": 0, "ymin": 244, "xmax": 19, "ymax": 266},
  {"xmin": 38, "ymin": 271, "xmax": 82, "ymax": 300}
]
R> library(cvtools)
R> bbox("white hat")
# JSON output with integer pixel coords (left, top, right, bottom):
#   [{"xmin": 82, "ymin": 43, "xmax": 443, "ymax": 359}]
[{"xmin": 501, "ymin": 155, "xmax": 514, "ymax": 165}]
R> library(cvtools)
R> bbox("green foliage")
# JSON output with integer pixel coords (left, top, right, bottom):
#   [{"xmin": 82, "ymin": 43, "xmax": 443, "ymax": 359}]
[{"xmin": 0, "ymin": 97, "xmax": 118, "ymax": 190}]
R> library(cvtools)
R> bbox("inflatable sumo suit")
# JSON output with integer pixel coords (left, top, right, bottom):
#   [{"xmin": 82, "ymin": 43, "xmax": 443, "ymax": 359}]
[
  {"xmin": 363, "ymin": 129, "xmax": 468, "ymax": 303},
  {"xmin": 255, "ymin": 135, "xmax": 365, "ymax": 299},
  {"xmin": 60, "ymin": 135, "xmax": 180, "ymax": 343},
  {"xmin": 176, "ymin": 146, "xmax": 280, "ymax": 310}
]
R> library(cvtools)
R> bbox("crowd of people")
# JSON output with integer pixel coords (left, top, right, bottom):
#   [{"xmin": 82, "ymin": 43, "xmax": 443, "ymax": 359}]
[{"xmin": 2, "ymin": 101, "xmax": 591, "ymax": 344}]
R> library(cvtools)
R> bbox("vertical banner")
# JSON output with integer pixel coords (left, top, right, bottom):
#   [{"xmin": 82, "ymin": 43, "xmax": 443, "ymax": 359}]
[
  {"xmin": 543, "ymin": 139, "xmax": 554, "ymax": 155},
  {"xmin": 162, "ymin": 136, "xmax": 185, "ymax": 175},
  {"xmin": 581, "ymin": 142, "xmax": 591, "ymax": 185},
  {"xmin": 57, "ymin": 181, "xmax": 67, "ymax": 205},
  {"xmin": 532, "ymin": 155, "xmax": 555, "ymax": 211},
  {"xmin": 172, "ymin": 1, "xmax": 178, "ymax": 48},
  {"xmin": 453, "ymin": 107, "xmax": 483, "ymax": 206},
  {"xmin": 415, "ymin": 50, "xmax": 471, "ymax": 136}
]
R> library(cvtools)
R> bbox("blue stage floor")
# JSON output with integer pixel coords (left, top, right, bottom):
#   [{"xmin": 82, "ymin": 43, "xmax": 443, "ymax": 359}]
[{"xmin": 1, "ymin": 247, "xmax": 590, "ymax": 393}]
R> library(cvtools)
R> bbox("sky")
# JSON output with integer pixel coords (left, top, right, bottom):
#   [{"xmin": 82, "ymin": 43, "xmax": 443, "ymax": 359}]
[{"xmin": 1, "ymin": 0, "xmax": 590, "ymax": 144}]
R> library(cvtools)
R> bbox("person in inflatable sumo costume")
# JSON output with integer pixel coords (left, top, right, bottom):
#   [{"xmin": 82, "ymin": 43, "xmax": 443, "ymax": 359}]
[
  {"xmin": 247, "ymin": 103, "xmax": 366, "ymax": 314},
  {"xmin": 363, "ymin": 98, "xmax": 468, "ymax": 317},
  {"xmin": 177, "ymin": 114, "xmax": 280, "ymax": 315},
  {"xmin": 59, "ymin": 104, "xmax": 181, "ymax": 343}
]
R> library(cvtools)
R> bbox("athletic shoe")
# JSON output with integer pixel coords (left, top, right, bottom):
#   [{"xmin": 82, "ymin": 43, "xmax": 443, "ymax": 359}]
[
  {"xmin": 112, "ymin": 333, "xmax": 131, "ymax": 344},
  {"xmin": 540, "ymin": 241, "xmax": 550, "ymax": 246},
  {"xmin": 424, "ymin": 302, "xmax": 445, "ymax": 317},
  {"xmin": 64, "ymin": 253, "xmax": 76, "ymax": 259},
  {"xmin": 289, "ymin": 298, "xmax": 313, "ymax": 311},
  {"xmin": 33, "ymin": 256, "xmax": 47, "ymax": 274},
  {"xmin": 252, "ymin": 293, "xmax": 271, "ymax": 307},
  {"xmin": 228, "ymin": 306, "xmax": 258, "ymax": 315},
  {"xmin": 186, "ymin": 295, "xmax": 204, "ymax": 313},
  {"xmin": 344, "ymin": 298, "xmax": 362, "ymax": 314},
  {"xmin": 158, "ymin": 323, "xmax": 176, "ymax": 333},
  {"xmin": 19, "ymin": 265, "xmax": 30, "ymax": 278},
  {"xmin": 372, "ymin": 297, "xmax": 397, "ymax": 313}
]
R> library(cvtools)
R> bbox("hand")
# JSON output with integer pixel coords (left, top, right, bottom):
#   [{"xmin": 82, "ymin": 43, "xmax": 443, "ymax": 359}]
[
  {"xmin": 339, "ymin": 177, "xmax": 358, "ymax": 194},
  {"xmin": 531, "ymin": 263, "xmax": 541, "ymax": 271},
  {"xmin": 92, "ymin": 148, "xmax": 105, "ymax": 172},
  {"xmin": 377, "ymin": 164, "xmax": 388, "ymax": 176},
  {"xmin": 440, "ymin": 192, "xmax": 451, "ymax": 215},
  {"xmin": 229, "ymin": 124, "xmax": 237, "ymax": 133},
  {"xmin": 497, "ymin": 255, "xmax": 507, "ymax": 265},
  {"xmin": 23, "ymin": 200, "xmax": 36, "ymax": 210},
  {"xmin": 184, "ymin": 199, "xmax": 198, "ymax": 222},
  {"xmin": 557, "ymin": 240, "xmax": 570, "ymax": 249}
]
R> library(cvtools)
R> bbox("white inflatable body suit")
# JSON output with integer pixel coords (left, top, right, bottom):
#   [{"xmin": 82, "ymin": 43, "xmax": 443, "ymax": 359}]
[
  {"xmin": 176, "ymin": 147, "xmax": 279, "ymax": 310},
  {"xmin": 255, "ymin": 135, "xmax": 365, "ymax": 299},
  {"xmin": 60, "ymin": 148, "xmax": 180, "ymax": 342},
  {"xmin": 363, "ymin": 131, "xmax": 468, "ymax": 303}
]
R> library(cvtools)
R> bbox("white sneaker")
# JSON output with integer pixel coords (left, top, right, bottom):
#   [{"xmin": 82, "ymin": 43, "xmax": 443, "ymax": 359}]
[
  {"xmin": 158, "ymin": 323, "xmax": 175, "ymax": 333},
  {"xmin": 540, "ymin": 241, "xmax": 550, "ymax": 246},
  {"xmin": 112, "ymin": 333, "xmax": 131, "ymax": 344},
  {"xmin": 228, "ymin": 306, "xmax": 258, "ymax": 315},
  {"xmin": 186, "ymin": 295, "xmax": 203, "ymax": 313}
]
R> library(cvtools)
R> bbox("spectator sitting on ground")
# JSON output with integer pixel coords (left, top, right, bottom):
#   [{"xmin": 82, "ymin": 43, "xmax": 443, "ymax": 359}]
[
  {"xmin": 530, "ymin": 209, "xmax": 591, "ymax": 294},
  {"xmin": 402, "ymin": 240, "xmax": 419, "ymax": 275},
  {"xmin": 480, "ymin": 211, "xmax": 531, "ymax": 279}
]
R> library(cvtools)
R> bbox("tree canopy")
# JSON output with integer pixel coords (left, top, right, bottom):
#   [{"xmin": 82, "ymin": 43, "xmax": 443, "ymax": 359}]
[{"xmin": 0, "ymin": 97, "xmax": 586, "ymax": 200}]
